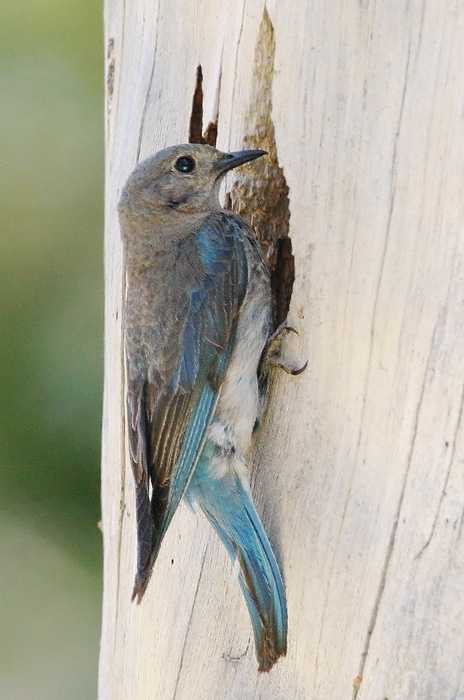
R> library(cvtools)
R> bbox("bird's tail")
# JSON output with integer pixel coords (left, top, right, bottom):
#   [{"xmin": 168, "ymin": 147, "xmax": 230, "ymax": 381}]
[{"xmin": 188, "ymin": 459, "xmax": 287, "ymax": 672}]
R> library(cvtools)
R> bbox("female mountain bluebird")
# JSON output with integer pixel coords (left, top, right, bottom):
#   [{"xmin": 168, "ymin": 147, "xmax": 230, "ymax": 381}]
[{"xmin": 118, "ymin": 143, "xmax": 303, "ymax": 671}]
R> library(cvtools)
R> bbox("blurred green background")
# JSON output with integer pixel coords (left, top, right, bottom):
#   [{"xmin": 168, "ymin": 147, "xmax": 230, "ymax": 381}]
[{"xmin": 1, "ymin": 1, "xmax": 103, "ymax": 698}]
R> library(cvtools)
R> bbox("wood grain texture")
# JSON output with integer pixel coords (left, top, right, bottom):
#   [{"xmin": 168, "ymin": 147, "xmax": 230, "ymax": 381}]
[{"xmin": 100, "ymin": 1, "xmax": 464, "ymax": 698}]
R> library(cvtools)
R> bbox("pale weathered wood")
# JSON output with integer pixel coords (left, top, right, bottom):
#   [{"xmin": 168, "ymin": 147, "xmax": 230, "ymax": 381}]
[{"xmin": 100, "ymin": 2, "xmax": 464, "ymax": 698}]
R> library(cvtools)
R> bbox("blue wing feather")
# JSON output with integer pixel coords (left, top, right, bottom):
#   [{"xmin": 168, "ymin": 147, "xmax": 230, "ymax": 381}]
[{"xmin": 158, "ymin": 382, "xmax": 217, "ymax": 544}]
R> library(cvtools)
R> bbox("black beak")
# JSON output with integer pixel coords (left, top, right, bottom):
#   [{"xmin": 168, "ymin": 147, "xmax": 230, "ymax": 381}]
[{"xmin": 215, "ymin": 149, "xmax": 267, "ymax": 173}]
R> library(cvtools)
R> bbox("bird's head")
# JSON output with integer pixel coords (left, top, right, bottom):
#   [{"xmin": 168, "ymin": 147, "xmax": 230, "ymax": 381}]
[{"xmin": 118, "ymin": 143, "xmax": 266, "ymax": 221}]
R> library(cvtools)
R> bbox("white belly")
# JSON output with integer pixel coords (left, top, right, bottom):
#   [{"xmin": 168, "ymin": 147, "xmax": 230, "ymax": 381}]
[{"xmin": 205, "ymin": 279, "xmax": 272, "ymax": 482}]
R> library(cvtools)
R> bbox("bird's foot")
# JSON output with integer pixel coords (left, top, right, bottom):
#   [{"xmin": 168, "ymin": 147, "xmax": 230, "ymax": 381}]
[{"xmin": 263, "ymin": 323, "xmax": 307, "ymax": 376}]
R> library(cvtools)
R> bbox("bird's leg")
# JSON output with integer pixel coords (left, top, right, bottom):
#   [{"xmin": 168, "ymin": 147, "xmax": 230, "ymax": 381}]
[{"xmin": 262, "ymin": 323, "xmax": 308, "ymax": 376}]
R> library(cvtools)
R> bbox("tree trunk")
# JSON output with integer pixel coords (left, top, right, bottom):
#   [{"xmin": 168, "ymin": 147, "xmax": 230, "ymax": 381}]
[{"xmin": 100, "ymin": 2, "xmax": 464, "ymax": 699}]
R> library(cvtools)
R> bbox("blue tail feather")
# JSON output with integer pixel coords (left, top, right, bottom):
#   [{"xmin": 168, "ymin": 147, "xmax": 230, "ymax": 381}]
[{"xmin": 188, "ymin": 454, "xmax": 287, "ymax": 671}]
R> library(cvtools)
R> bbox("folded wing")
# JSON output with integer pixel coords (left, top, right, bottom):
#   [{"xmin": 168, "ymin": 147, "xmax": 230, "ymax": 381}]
[{"xmin": 126, "ymin": 213, "xmax": 249, "ymax": 600}]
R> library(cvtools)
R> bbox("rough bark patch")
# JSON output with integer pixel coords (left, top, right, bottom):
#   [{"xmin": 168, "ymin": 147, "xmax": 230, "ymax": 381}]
[{"xmin": 228, "ymin": 8, "xmax": 294, "ymax": 327}]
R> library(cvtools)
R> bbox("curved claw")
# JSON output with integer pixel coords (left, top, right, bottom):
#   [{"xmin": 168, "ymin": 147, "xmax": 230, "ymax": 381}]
[
  {"xmin": 266, "ymin": 356, "xmax": 308, "ymax": 376},
  {"xmin": 265, "ymin": 323, "xmax": 298, "ymax": 356},
  {"xmin": 263, "ymin": 322, "xmax": 307, "ymax": 376},
  {"xmin": 290, "ymin": 359, "xmax": 308, "ymax": 376}
]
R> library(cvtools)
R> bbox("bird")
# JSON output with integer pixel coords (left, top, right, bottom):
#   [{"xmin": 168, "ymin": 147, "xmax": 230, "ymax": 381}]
[{"xmin": 118, "ymin": 143, "xmax": 303, "ymax": 672}]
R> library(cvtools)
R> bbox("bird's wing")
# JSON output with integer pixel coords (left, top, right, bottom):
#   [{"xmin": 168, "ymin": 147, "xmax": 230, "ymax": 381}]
[{"xmin": 127, "ymin": 213, "xmax": 249, "ymax": 599}]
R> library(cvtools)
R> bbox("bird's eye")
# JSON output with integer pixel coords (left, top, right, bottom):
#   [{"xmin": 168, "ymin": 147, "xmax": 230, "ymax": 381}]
[{"xmin": 174, "ymin": 156, "xmax": 196, "ymax": 173}]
